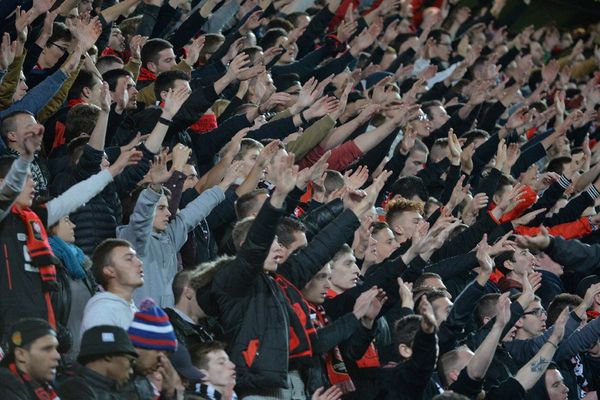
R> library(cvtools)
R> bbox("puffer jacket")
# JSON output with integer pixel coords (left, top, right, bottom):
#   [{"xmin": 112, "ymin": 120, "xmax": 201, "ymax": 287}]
[{"xmin": 212, "ymin": 200, "xmax": 361, "ymax": 393}]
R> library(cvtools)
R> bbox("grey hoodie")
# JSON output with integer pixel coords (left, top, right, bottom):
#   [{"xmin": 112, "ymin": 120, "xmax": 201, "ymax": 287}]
[{"xmin": 117, "ymin": 186, "xmax": 225, "ymax": 307}]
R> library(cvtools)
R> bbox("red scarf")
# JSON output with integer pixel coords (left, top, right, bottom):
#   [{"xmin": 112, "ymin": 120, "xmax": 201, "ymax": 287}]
[
  {"xmin": 158, "ymin": 101, "xmax": 218, "ymax": 134},
  {"xmin": 11, "ymin": 206, "xmax": 59, "ymax": 328},
  {"xmin": 67, "ymin": 98, "xmax": 86, "ymax": 109},
  {"xmin": 190, "ymin": 114, "xmax": 218, "ymax": 134},
  {"xmin": 138, "ymin": 67, "xmax": 157, "ymax": 82},
  {"xmin": 9, "ymin": 363, "xmax": 59, "ymax": 400},
  {"xmin": 309, "ymin": 303, "xmax": 356, "ymax": 394},
  {"xmin": 325, "ymin": 290, "xmax": 381, "ymax": 369}
]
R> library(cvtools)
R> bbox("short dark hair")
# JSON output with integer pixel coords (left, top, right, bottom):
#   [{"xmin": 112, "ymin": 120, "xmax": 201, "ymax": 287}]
[
  {"xmin": 494, "ymin": 250, "xmax": 516, "ymax": 275},
  {"xmin": 546, "ymin": 156, "xmax": 571, "ymax": 175},
  {"xmin": 190, "ymin": 341, "xmax": 227, "ymax": 369},
  {"xmin": 172, "ymin": 270, "xmax": 193, "ymax": 305},
  {"xmin": 394, "ymin": 314, "xmax": 422, "ymax": 358},
  {"xmin": 259, "ymin": 28, "xmax": 288, "ymax": 50},
  {"xmin": 102, "ymin": 69, "xmax": 133, "ymax": 91},
  {"xmin": 141, "ymin": 38, "xmax": 173, "ymax": 68},
  {"xmin": 235, "ymin": 189, "xmax": 269, "ymax": 219},
  {"xmin": 96, "ymin": 55, "xmax": 124, "ymax": 74},
  {"xmin": 68, "ymin": 70, "xmax": 101, "ymax": 100},
  {"xmin": 154, "ymin": 70, "xmax": 190, "ymax": 99},
  {"xmin": 232, "ymin": 217, "xmax": 255, "ymax": 251},
  {"xmin": 266, "ymin": 18, "xmax": 294, "ymax": 32},
  {"xmin": 48, "ymin": 22, "xmax": 72, "ymax": 45},
  {"xmin": 461, "ymin": 129, "xmax": 490, "ymax": 147},
  {"xmin": 428, "ymin": 29, "xmax": 451, "ymax": 44},
  {"xmin": 91, "ymin": 239, "xmax": 133, "ymax": 288},
  {"xmin": 65, "ymin": 104, "xmax": 101, "ymax": 142},
  {"xmin": 547, "ymin": 293, "xmax": 582, "ymax": 326},
  {"xmin": 413, "ymin": 272, "xmax": 443, "ymax": 289},
  {"xmin": 390, "ymin": 176, "xmax": 429, "ymax": 201},
  {"xmin": 276, "ymin": 218, "xmax": 306, "ymax": 248},
  {"xmin": 475, "ymin": 293, "xmax": 501, "ymax": 327}
]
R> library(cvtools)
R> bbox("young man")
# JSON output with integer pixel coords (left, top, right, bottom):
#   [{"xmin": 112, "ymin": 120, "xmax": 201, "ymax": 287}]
[
  {"xmin": 80, "ymin": 239, "xmax": 143, "ymax": 334},
  {"xmin": 191, "ymin": 341, "xmax": 238, "ymax": 400},
  {"xmin": 0, "ymin": 319, "xmax": 61, "ymax": 399},
  {"xmin": 165, "ymin": 270, "xmax": 215, "ymax": 351},
  {"xmin": 117, "ymin": 165, "xmax": 233, "ymax": 307},
  {"xmin": 57, "ymin": 325, "xmax": 138, "ymax": 398}
]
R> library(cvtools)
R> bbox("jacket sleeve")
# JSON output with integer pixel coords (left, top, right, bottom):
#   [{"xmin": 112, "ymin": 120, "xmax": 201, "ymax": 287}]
[
  {"xmin": 312, "ymin": 313, "xmax": 362, "ymax": 355},
  {"xmin": 398, "ymin": 329, "xmax": 438, "ymax": 395},
  {"xmin": 285, "ymin": 116, "xmax": 335, "ymax": 160},
  {"xmin": 0, "ymin": 157, "xmax": 30, "ymax": 222},
  {"xmin": 554, "ymin": 315, "xmax": 600, "ymax": 361},
  {"xmin": 542, "ymin": 187, "xmax": 598, "ymax": 227},
  {"xmin": 45, "ymin": 170, "xmax": 114, "ymax": 226},
  {"xmin": 247, "ymin": 116, "xmax": 298, "ymax": 141},
  {"xmin": 113, "ymin": 144, "xmax": 154, "ymax": 196},
  {"xmin": 117, "ymin": 187, "xmax": 161, "ymax": 257},
  {"xmin": 0, "ymin": 54, "xmax": 25, "ymax": 110},
  {"xmin": 546, "ymin": 236, "xmax": 600, "ymax": 275},
  {"xmin": 169, "ymin": 82, "xmax": 219, "ymax": 133},
  {"xmin": 136, "ymin": 3, "xmax": 162, "ymax": 37},
  {"xmin": 295, "ymin": 7, "xmax": 334, "ymax": 58},
  {"xmin": 166, "ymin": 186, "xmax": 225, "ymax": 251},
  {"xmin": 515, "ymin": 217, "xmax": 592, "ymax": 240},
  {"xmin": 301, "ymin": 198, "xmax": 344, "ymax": 241},
  {"xmin": 278, "ymin": 209, "xmax": 360, "ymax": 289},
  {"xmin": 432, "ymin": 212, "xmax": 499, "ymax": 262},
  {"xmin": 36, "ymin": 63, "xmax": 83, "ymax": 123},
  {"xmin": 0, "ymin": 69, "xmax": 68, "ymax": 119}
]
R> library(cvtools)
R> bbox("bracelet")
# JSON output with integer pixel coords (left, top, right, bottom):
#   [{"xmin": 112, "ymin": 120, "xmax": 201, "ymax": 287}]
[
  {"xmin": 547, "ymin": 340, "xmax": 558, "ymax": 349},
  {"xmin": 300, "ymin": 111, "xmax": 309, "ymax": 125},
  {"xmin": 158, "ymin": 117, "xmax": 172, "ymax": 126}
]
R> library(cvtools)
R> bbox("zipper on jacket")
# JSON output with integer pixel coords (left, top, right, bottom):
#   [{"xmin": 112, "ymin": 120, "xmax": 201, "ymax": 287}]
[{"xmin": 4, "ymin": 244, "xmax": 12, "ymax": 290}]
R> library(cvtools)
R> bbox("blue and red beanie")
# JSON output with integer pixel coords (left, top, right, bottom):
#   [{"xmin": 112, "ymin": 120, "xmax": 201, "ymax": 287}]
[{"xmin": 128, "ymin": 299, "xmax": 177, "ymax": 352}]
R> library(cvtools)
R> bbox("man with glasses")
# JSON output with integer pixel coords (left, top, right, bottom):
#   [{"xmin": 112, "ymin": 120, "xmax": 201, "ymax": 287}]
[
  {"xmin": 57, "ymin": 325, "xmax": 138, "ymax": 398},
  {"xmin": 515, "ymin": 297, "xmax": 548, "ymax": 340}
]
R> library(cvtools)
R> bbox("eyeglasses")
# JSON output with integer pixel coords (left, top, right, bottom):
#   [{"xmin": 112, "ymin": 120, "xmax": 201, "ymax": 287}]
[
  {"xmin": 523, "ymin": 308, "xmax": 547, "ymax": 317},
  {"xmin": 51, "ymin": 43, "xmax": 68, "ymax": 52}
]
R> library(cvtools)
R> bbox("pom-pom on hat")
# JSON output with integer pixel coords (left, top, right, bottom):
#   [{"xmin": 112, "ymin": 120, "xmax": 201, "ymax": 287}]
[{"xmin": 128, "ymin": 298, "xmax": 177, "ymax": 352}]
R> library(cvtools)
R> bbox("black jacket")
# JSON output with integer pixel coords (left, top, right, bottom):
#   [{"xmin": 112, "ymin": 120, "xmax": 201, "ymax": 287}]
[
  {"xmin": 0, "ymin": 368, "xmax": 35, "ymax": 400},
  {"xmin": 57, "ymin": 365, "xmax": 122, "ymax": 400},
  {"xmin": 164, "ymin": 307, "xmax": 214, "ymax": 351},
  {"xmin": 376, "ymin": 329, "xmax": 438, "ymax": 400},
  {"xmin": 50, "ymin": 144, "xmax": 152, "ymax": 255}
]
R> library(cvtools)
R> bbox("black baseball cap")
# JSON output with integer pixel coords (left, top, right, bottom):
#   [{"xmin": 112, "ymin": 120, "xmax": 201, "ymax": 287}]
[{"xmin": 78, "ymin": 325, "xmax": 138, "ymax": 363}]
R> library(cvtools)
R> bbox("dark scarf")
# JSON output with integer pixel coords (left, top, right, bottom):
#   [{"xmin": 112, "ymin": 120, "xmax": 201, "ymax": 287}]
[
  {"xmin": 9, "ymin": 363, "xmax": 59, "ymax": 400},
  {"xmin": 11, "ymin": 205, "xmax": 59, "ymax": 328},
  {"xmin": 309, "ymin": 303, "xmax": 356, "ymax": 394}
]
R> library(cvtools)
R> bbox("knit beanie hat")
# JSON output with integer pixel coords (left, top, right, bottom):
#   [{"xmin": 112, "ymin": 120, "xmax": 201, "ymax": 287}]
[{"xmin": 128, "ymin": 299, "xmax": 177, "ymax": 352}]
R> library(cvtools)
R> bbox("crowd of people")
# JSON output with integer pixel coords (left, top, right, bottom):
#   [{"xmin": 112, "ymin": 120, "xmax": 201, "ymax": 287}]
[{"xmin": 0, "ymin": 0, "xmax": 599, "ymax": 398}]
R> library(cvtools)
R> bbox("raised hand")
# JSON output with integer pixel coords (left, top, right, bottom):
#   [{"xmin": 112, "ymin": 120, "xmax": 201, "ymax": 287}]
[
  {"xmin": 419, "ymin": 295, "xmax": 438, "ymax": 333},
  {"xmin": 550, "ymin": 307, "xmax": 569, "ymax": 344},
  {"xmin": 447, "ymin": 128, "xmax": 462, "ymax": 165},
  {"xmin": 73, "ymin": 16, "xmax": 103, "ymax": 51},
  {"xmin": 352, "ymin": 287, "xmax": 379, "ymax": 319},
  {"xmin": 304, "ymin": 96, "xmax": 340, "ymax": 120},
  {"xmin": 109, "ymin": 148, "xmax": 143, "ymax": 177},
  {"xmin": 351, "ymin": 170, "xmax": 392, "ymax": 217},
  {"xmin": 494, "ymin": 292, "xmax": 511, "ymax": 327},
  {"xmin": 296, "ymin": 151, "xmax": 330, "ymax": 190},
  {"xmin": 397, "ymin": 277, "xmax": 414, "ymax": 309},
  {"xmin": 225, "ymin": 53, "xmax": 252, "ymax": 82},
  {"xmin": 0, "ymin": 34, "xmax": 16, "ymax": 71},
  {"xmin": 446, "ymin": 175, "xmax": 470, "ymax": 211},
  {"xmin": 147, "ymin": 151, "xmax": 172, "ymax": 184},
  {"xmin": 476, "ymin": 234, "xmax": 494, "ymax": 284},
  {"xmin": 162, "ymin": 86, "xmax": 191, "ymax": 119},
  {"xmin": 344, "ymin": 166, "xmax": 369, "ymax": 190},
  {"xmin": 99, "ymin": 82, "xmax": 112, "ymax": 113},
  {"xmin": 515, "ymin": 225, "xmax": 551, "ymax": 251},
  {"xmin": 511, "ymin": 208, "xmax": 546, "ymax": 227},
  {"xmin": 270, "ymin": 151, "xmax": 299, "ymax": 198},
  {"xmin": 184, "ymin": 35, "xmax": 206, "ymax": 67},
  {"xmin": 337, "ymin": 19, "xmax": 358, "ymax": 43},
  {"xmin": 128, "ymin": 35, "xmax": 147, "ymax": 62},
  {"xmin": 170, "ymin": 143, "xmax": 192, "ymax": 172}
]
